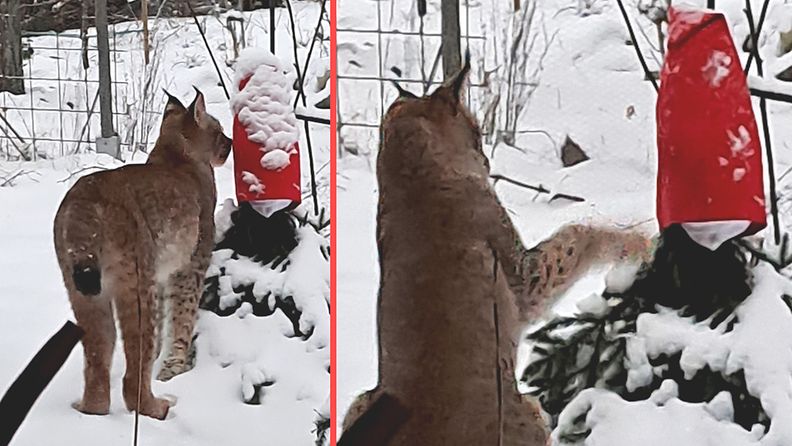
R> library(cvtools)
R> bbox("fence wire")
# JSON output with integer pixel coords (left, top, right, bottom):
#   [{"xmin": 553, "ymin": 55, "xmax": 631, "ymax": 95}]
[
  {"xmin": 336, "ymin": 0, "xmax": 484, "ymax": 157},
  {"xmin": 0, "ymin": 24, "xmax": 132, "ymax": 160},
  {"xmin": 1, "ymin": 5, "xmax": 330, "ymax": 163}
]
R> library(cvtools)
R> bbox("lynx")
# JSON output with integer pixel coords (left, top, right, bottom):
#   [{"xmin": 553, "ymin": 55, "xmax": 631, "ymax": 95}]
[
  {"xmin": 53, "ymin": 90, "xmax": 231, "ymax": 420},
  {"xmin": 341, "ymin": 55, "xmax": 652, "ymax": 444}
]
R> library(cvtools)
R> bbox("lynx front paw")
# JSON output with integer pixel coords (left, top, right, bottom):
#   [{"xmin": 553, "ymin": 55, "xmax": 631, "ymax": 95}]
[{"xmin": 156, "ymin": 357, "xmax": 194, "ymax": 382}]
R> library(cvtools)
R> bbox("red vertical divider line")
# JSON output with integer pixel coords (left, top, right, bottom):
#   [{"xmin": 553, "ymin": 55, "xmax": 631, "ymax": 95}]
[{"xmin": 329, "ymin": 0, "xmax": 338, "ymax": 443}]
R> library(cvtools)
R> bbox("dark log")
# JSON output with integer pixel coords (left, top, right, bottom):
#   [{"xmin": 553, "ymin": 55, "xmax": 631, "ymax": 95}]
[
  {"xmin": 337, "ymin": 393, "xmax": 410, "ymax": 446},
  {"xmin": 0, "ymin": 321, "xmax": 84, "ymax": 446}
]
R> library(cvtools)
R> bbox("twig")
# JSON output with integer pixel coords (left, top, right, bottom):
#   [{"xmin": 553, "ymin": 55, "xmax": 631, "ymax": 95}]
[
  {"xmin": 285, "ymin": 0, "xmax": 326, "ymax": 215},
  {"xmin": 57, "ymin": 165, "xmax": 110, "ymax": 183},
  {"xmin": 295, "ymin": 113, "xmax": 331, "ymax": 125},
  {"xmin": 0, "ymin": 110, "xmax": 31, "ymax": 161},
  {"xmin": 746, "ymin": 0, "xmax": 781, "ymax": 244},
  {"xmin": 186, "ymin": 0, "xmax": 230, "ymax": 99},
  {"xmin": 750, "ymin": 87, "xmax": 792, "ymax": 104},
  {"xmin": 0, "ymin": 170, "xmax": 34, "ymax": 187},
  {"xmin": 744, "ymin": 0, "xmax": 771, "ymax": 75},
  {"xmin": 490, "ymin": 173, "xmax": 550, "ymax": 194},
  {"xmin": 68, "ymin": 90, "xmax": 101, "ymax": 156},
  {"xmin": 291, "ymin": 0, "xmax": 329, "ymax": 109},
  {"xmin": 491, "ymin": 173, "xmax": 586, "ymax": 202},
  {"xmin": 615, "ymin": 0, "xmax": 659, "ymax": 92}
]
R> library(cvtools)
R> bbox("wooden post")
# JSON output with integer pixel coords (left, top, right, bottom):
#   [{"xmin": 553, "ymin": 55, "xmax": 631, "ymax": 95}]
[
  {"xmin": 441, "ymin": 0, "xmax": 461, "ymax": 80},
  {"xmin": 0, "ymin": 0, "xmax": 24, "ymax": 94},
  {"xmin": 95, "ymin": 0, "xmax": 114, "ymax": 139}
]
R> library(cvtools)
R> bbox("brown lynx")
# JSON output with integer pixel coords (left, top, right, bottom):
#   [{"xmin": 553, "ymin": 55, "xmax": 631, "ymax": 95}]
[
  {"xmin": 53, "ymin": 90, "xmax": 231, "ymax": 420},
  {"xmin": 341, "ymin": 56, "xmax": 651, "ymax": 444}
]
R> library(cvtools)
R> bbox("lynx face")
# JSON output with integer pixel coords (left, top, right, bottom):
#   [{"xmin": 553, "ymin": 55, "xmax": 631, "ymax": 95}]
[{"xmin": 161, "ymin": 89, "xmax": 232, "ymax": 167}]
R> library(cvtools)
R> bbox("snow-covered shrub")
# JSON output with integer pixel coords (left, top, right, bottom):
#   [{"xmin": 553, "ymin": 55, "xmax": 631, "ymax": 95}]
[{"xmin": 522, "ymin": 225, "xmax": 792, "ymax": 443}]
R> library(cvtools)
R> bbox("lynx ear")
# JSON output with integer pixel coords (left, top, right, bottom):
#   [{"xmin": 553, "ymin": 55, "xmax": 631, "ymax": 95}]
[
  {"xmin": 391, "ymin": 81, "xmax": 418, "ymax": 99},
  {"xmin": 188, "ymin": 87, "xmax": 207, "ymax": 124},
  {"xmin": 163, "ymin": 89, "xmax": 186, "ymax": 115},
  {"xmin": 432, "ymin": 49, "xmax": 471, "ymax": 103}
]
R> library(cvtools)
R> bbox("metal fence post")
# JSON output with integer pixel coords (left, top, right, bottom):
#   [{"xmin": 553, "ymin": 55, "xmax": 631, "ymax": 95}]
[
  {"xmin": 441, "ymin": 0, "xmax": 461, "ymax": 80},
  {"xmin": 95, "ymin": 0, "xmax": 119, "ymax": 158}
]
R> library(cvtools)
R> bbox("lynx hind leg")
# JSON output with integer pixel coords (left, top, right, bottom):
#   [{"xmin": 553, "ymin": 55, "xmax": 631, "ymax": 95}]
[
  {"xmin": 157, "ymin": 269, "xmax": 201, "ymax": 382},
  {"xmin": 68, "ymin": 289, "xmax": 116, "ymax": 415},
  {"xmin": 114, "ymin": 262, "xmax": 171, "ymax": 420}
]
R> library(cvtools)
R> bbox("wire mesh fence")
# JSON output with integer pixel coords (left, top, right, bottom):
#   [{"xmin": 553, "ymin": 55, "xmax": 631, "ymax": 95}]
[
  {"xmin": 0, "ymin": 25, "xmax": 135, "ymax": 160},
  {"xmin": 336, "ymin": 0, "xmax": 561, "ymax": 159},
  {"xmin": 1, "ymin": 2, "xmax": 330, "ymax": 164},
  {"xmin": 336, "ymin": 0, "xmax": 485, "ymax": 158}
]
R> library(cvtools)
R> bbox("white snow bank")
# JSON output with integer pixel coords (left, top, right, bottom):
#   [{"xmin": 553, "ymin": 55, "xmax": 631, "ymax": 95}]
[
  {"xmin": 231, "ymin": 47, "xmax": 300, "ymax": 153},
  {"xmin": 554, "ymin": 387, "xmax": 763, "ymax": 446}
]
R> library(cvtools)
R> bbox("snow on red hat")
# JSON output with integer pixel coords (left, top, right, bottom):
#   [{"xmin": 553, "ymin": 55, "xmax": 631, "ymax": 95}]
[
  {"xmin": 656, "ymin": 7, "xmax": 766, "ymax": 236},
  {"xmin": 231, "ymin": 48, "xmax": 302, "ymax": 211}
]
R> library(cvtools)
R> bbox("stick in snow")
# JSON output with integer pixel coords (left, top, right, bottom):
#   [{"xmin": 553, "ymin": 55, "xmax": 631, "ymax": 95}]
[{"xmin": 490, "ymin": 173, "xmax": 586, "ymax": 202}]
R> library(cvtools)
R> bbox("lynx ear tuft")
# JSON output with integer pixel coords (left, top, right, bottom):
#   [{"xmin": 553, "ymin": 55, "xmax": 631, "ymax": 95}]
[
  {"xmin": 188, "ymin": 87, "xmax": 207, "ymax": 124},
  {"xmin": 391, "ymin": 81, "xmax": 418, "ymax": 99},
  {"xmin": 163, "ymin": 90, "xmax": 186, "ymax": 114},
  {"xmin": 430, "ymin": 49, "xmax": 471, "ymax": 104}
]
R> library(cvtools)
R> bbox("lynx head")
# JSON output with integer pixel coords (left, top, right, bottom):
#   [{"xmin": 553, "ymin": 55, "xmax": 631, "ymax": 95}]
[
  {"xmin": 158, "ymin": 88, "xmax": 232, "ymax": 167},
  {"xmin": 379, "ymin": 51, "xmax": 487, "ymax": 177}
]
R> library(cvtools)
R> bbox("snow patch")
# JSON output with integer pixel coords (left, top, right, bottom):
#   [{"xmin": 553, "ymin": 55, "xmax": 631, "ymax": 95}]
[
  {"xmin": 241, "ymin": 170, "xmax": 265, "ymax": 195},
  {"xmin": 703, "ymin": 50, "xmax": 732, "ymax": 87},
  {"xmin": 728, "ymin": 125, "xmax": 754, "ymax": 158},
  {"xmin": 260, "ymin": 148, "xmax": 292, "ymax": 171},
  {"xmin": 231, "ymin": 48, "xmax": 299, "ymax": 151}
]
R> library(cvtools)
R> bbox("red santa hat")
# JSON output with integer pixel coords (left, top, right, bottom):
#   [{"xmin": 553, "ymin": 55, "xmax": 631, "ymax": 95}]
[
  {"xmin": 231, "ymin": 48, "xmax": 302, "ymax": 217},
  {"xmin": 656, "ymin": 7, "xmax": 766, "ymax": 248}
]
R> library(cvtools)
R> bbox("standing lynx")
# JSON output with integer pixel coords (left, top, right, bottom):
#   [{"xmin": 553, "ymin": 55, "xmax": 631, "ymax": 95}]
[
  {"xmin": 342, "ymin": 55, "xmax": 652, "ymax": 444},
  {"xmin": 53, "ymin": 90, "xmax": 231, "ymax": 420}
]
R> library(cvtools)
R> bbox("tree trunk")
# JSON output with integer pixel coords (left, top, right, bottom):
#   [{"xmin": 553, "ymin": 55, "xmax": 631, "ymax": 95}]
[{"xmin": 0, "ymin": 0, "xmax": 25, "ymax": 95}]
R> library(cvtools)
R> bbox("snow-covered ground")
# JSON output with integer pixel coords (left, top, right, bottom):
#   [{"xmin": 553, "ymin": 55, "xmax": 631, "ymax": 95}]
[
  {"xmin": 0, "ymin": 5, "xmax": 330, "ymax": 446},
  {"xmin": 337, "ymin": 0, "xmax": 792, "ymax": 443}
]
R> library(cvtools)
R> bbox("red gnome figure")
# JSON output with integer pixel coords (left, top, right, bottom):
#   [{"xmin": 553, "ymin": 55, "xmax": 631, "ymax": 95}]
[
  {"xmin": 657, "ymin": 6, "xmax": 766, "ymax": 250},
  {"xmin": 231, "ymin": 48, "xmax": 301, "ymax": 218},
  {"xmin": 207, "ymin": 48, "xmax": 302, "ymax": 267}
]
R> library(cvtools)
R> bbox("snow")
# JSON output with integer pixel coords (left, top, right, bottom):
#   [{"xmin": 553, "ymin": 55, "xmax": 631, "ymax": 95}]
[
  {"xmin": 554, "ymin": 388, "xmax": 763, "ymax": 446},
  {"xmin": 604, "ymin": 262, "xmax": 643, "ymax": 293},
  {"xmin": 703, "ymin": 50, "xmax": 733, "ymax": 87},
  {"xmin": 338, "ymin": 0, "xmax": 792, "ymax": 443},
  {"xmin": 0, "ymin": 4, "xmax": 329, "ymax": 445},
  {"xmin": 260, "ymin": 148, "xmax": 292, "ymax": 170},
  {"xmin": 728, "ymin": 125, "xmax": 754, "ymax": 158},
  {"xmin": 241, "ymin": 170, "xmax": 265, "ymax": 195},
  {"xmin": 231, "ymin": 48, "xmax": 300, "ymax": 151}
]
